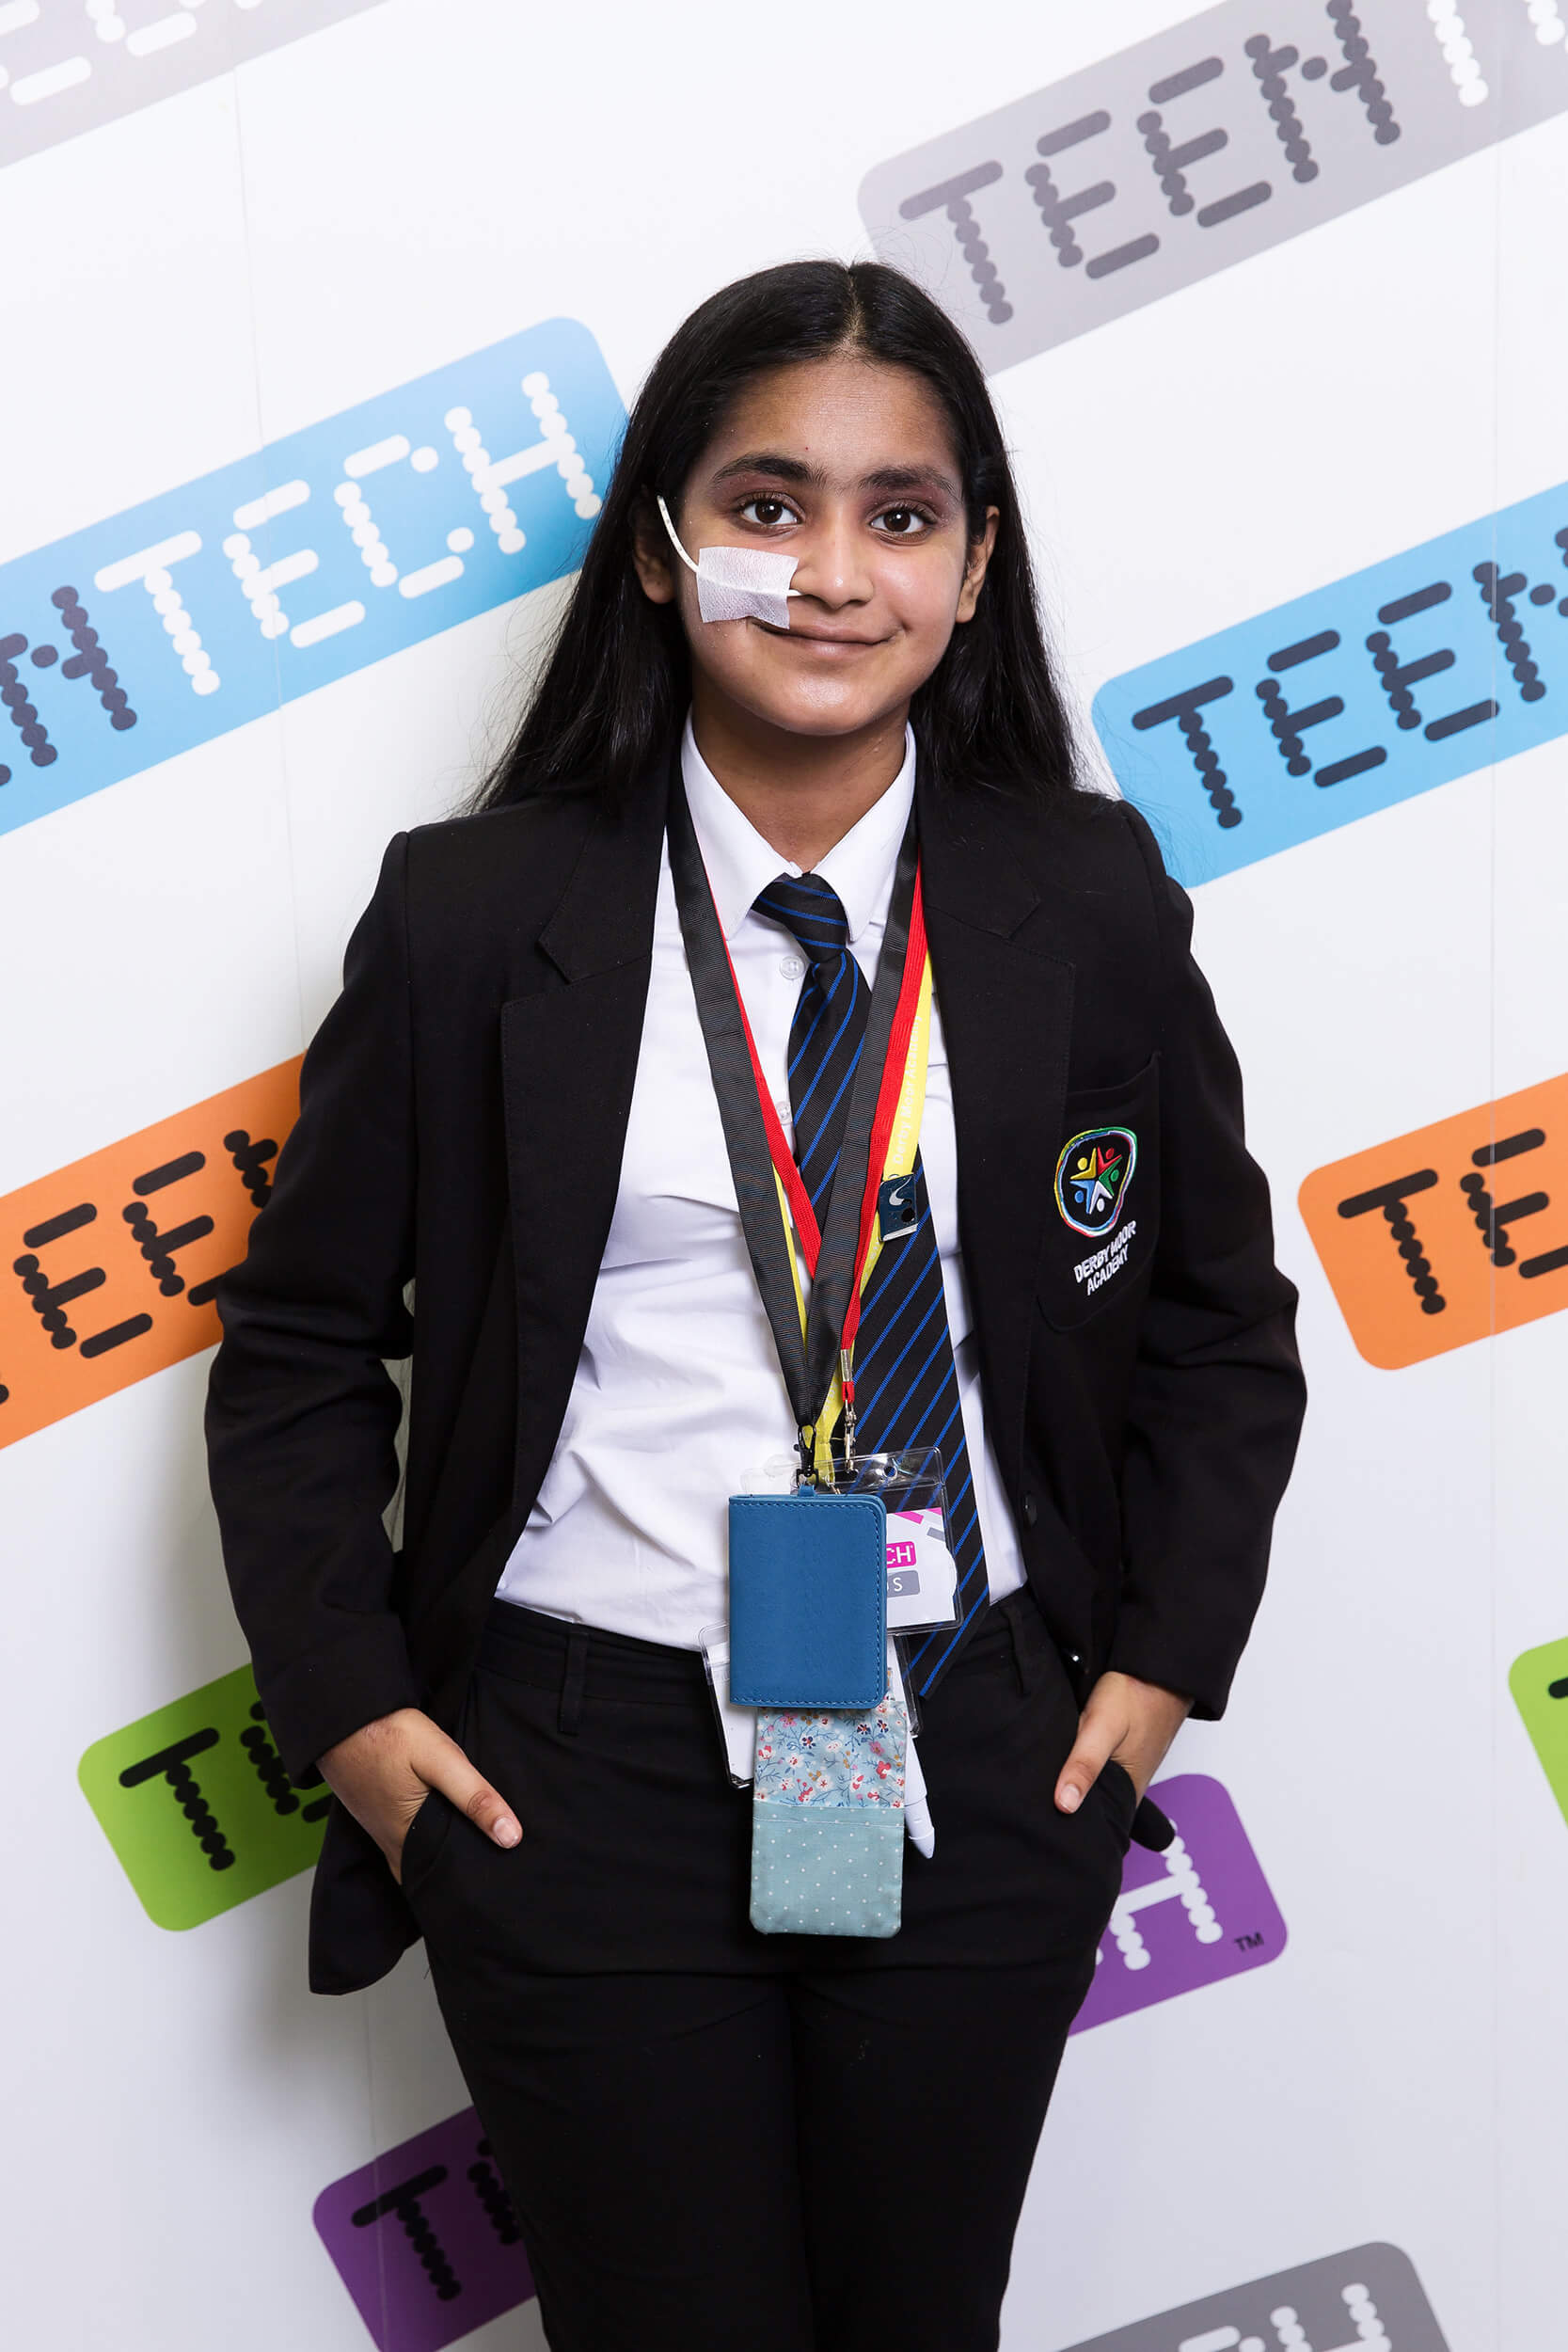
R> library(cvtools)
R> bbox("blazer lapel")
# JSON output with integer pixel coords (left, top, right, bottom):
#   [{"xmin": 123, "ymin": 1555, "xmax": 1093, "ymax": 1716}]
[
  {"xmin": 499, "ymin": 756, "xmax": 672, "ymax": 1534},
  {"xmin": 917, "ymin": 771, "xmax": 1075, "ymax": 1496}
]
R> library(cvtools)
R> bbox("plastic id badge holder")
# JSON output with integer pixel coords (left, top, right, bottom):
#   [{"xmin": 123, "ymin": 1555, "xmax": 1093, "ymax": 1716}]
[
  {"xmin": 727, "ymin": 1487, "xmax": 886, "ymax": 1709},
  {"xmin": 847, "ymin": 1445, "xmax": 959, "ymax": 1640}
]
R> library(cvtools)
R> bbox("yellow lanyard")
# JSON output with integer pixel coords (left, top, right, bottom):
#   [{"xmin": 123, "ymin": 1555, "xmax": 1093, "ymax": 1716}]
[{"xmin": 775, "ymin": 954, "xmax": 933, "ymax": 1482}]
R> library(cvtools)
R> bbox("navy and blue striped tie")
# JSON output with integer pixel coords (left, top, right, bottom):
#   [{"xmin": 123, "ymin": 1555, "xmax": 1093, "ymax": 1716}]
[{"xmin": 753, "ymin": 871, "xmax": 990, "ymax": 1697}]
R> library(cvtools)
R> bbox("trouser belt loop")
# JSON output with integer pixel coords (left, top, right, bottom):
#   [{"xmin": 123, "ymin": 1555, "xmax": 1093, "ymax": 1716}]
[{"xmin": 560, "ymin": 1628, "xmax": 590, "ymax": 1737}]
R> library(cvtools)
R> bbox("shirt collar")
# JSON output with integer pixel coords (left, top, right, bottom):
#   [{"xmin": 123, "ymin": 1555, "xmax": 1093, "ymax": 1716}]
[{"xmin": 679, "ymin": 714, "xmax": 916, "ymax": 945}]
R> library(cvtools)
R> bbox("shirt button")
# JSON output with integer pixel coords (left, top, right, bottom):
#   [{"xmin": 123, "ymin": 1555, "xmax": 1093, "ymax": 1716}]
[
  {"xmin": 1021, "ymin": 1491, "xmax": 1038, "ymax": 1527},
  {"xmin": 780, "ymin": 956, "xmax": 804, "ymax": 979}
]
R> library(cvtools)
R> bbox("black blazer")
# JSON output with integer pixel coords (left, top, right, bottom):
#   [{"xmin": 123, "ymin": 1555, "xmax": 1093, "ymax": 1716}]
[{"xmin": 205, "ymin": 748, "xmax": 1306, "ymax": 1993}]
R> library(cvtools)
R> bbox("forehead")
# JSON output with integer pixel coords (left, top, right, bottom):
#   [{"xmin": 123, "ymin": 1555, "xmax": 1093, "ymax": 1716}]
[{"xmin": 699, "ymin": 356, "xmax": 959, "ymax": 482}]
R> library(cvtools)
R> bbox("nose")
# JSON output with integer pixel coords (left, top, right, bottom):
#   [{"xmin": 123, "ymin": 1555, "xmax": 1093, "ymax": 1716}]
[{"xmin": 787, "ymin": 509, "xmax": 873, "ymax": 611}]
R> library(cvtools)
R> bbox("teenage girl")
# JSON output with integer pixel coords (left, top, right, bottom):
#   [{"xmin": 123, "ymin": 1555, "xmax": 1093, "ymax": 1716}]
[{"xmin": 207, "ymin": 259, "xmax": 1306, "ymax": 2352}]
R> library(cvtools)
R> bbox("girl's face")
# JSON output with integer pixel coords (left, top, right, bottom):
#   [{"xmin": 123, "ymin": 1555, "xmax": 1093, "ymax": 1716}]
[{"xmin": 634, "ymin": 355, "xmax": 997, "ymax": 745}]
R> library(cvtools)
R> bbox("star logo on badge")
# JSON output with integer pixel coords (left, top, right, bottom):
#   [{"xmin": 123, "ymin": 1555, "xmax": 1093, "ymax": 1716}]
[{"xmin": 1053, "ymin": 1125, "xmax": 1137, "ymax": 1237}]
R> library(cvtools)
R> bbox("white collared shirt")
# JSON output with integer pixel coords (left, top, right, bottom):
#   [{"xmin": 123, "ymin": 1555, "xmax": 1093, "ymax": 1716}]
[{"xmin": 492, "ymin": 717, "xmax": 1026, "ymax": 1641}]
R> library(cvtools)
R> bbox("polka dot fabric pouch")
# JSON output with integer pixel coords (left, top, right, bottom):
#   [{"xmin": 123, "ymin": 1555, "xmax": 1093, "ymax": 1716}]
[{"xmin": 749, "ymin": 1692, "xmax": 907, "ymax": 1936}]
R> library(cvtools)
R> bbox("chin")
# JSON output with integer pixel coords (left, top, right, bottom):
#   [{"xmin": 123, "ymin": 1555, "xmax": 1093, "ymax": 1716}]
[
  {"xmin": 766, "ymin": 704, "xmax": 884, "ymax": 739},
  {"xmin": 739, "ymin": 679, "xmax": 900, "ymax": 740}
]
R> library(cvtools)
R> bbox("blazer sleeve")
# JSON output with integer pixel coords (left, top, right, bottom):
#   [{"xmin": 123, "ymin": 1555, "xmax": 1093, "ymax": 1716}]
[
  {"xmin": 1106, "ymin": 804, "xmax": 1307, "ymax": 1719},
  {"xmin": 204, "ymin": 832, "xmax": 422, "ymax": 1782}
]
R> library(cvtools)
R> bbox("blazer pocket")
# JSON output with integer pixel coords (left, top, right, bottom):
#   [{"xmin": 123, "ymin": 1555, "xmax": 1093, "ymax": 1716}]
[{"xmin": 1036, "ymin": 1054, "xmax": 1160, "ymax": 1331}]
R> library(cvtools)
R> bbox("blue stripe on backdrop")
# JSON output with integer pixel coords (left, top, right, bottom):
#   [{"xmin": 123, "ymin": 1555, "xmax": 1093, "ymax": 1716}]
[
  {"xmin": 0, "ymin": 319, "xmax": 626, "ymax": 842},
  {"xmin": 1093, "ymin": 473, "xmax": 1568, "ymax": 886}
]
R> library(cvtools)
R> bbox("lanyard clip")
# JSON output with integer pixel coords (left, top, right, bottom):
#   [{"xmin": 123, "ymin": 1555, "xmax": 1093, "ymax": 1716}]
[{"xmin": 839, "ymin": 1348, "xmax": 858, "ymax": 1475}]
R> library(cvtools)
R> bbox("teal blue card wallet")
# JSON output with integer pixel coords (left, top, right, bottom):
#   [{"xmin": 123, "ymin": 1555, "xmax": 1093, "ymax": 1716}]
[
  {"xmin": 727, "ymin": 1489, "xmax": 886, "ymax": 1709},
  {"xmin": 749, "ymin": 1692, "xmax": 907, "ymax": 1936}
]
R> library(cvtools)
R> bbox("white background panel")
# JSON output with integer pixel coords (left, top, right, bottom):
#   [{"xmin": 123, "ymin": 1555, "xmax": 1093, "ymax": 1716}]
[{"xmin": 1, "ymin": 3, "xmax": 1564, "ymax": 2346}]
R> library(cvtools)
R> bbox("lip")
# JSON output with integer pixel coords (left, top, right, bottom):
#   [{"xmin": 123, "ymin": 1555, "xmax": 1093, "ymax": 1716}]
[{"xmin": 754, "ymin": 620, "xmax": 885, "ymax": 647}]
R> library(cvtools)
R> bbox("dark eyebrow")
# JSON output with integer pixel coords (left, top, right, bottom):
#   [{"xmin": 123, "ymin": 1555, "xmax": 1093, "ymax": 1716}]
[
  {"xmin": 710, "ymin": 452, "xmax": 819, "ymax": 488},
  {"xmin": 860, "ymin": 464, "xmax": 963, "ymax": 501},
  {"xmin": 709, "ymin": 451, "xmax": 962, "ymax": 501}
]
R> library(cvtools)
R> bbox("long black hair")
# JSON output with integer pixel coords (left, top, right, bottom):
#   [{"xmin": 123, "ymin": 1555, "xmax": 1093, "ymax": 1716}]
[{"xmin": 468, "ymin": 260, "xmax": 1081, "ymax": 810}]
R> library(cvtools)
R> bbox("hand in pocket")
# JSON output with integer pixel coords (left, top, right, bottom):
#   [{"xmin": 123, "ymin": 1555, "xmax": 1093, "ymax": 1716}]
[
  {"xmin": 318, "ymin": 1708, "xmax": 521, "ymax": 1883},
  {"xmin": 1053, "ymin": 1670, "xmax": 1192, "ymax": 1816}
]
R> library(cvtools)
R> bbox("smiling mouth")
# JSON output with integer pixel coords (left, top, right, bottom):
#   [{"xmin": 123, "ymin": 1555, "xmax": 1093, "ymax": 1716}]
[{"xmin": 753, "ymin": 620, "xmax": 884, "ymax": 646}]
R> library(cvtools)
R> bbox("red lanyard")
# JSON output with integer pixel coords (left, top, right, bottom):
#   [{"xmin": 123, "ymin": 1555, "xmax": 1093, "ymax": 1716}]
[
  {"xmin": 716, "ymin": 869, "xmax": 929, "ymax": 1400},
  {"xmin": 668, "ymin": 767, "xmax": 924, "ymax": 1471}
]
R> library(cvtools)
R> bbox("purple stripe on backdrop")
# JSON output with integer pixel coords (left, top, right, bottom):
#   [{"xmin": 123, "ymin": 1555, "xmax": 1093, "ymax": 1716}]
[{"xmin": 313, "ymin": 2106, "xmax": 536, "ymax": 2351}]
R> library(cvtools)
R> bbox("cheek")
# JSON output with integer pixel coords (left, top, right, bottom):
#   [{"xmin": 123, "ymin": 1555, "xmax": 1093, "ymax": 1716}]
[
  {"xmin": 673, "ymin": 578, "xmax": 743, "ymax": 675},
  {"xmin": 877, "ymin": 559, "xmax": 964, "ymax": 651},
  {"xmin": 684, "ymin": 612, "xmax": 762, "ymax": 692}
]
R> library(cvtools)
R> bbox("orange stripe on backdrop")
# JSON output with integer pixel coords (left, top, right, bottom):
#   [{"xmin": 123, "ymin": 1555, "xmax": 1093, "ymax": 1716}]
[
  {"xmin": 1299, "ymin": 1073, "xmax": 1568, "ymax": 1371},
  {"xmin": 1, "ymin": 1059, "xmax": 301, "ymax": 1449}
]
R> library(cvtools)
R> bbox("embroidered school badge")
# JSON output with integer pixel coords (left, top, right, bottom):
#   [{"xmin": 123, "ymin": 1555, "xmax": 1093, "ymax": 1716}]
[{"xmin": 1054, "ymin": 1126, "xmax": 1136, "ymax": 1238}]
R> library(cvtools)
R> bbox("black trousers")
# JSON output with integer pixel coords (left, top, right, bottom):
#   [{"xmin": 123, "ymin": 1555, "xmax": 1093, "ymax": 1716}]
[{"xmin": 399, "ymin": 1584, "xmax": 1135, "ymax": 2352}]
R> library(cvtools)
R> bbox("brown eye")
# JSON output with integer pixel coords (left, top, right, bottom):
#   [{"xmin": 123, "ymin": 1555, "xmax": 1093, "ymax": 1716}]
[
  {"xmin": 741, "ymin": 496, "xmax": 794, "ymax": 527},
  {"xmin": 874, "ymin": 505, "xmax": 936, "ymax": 538}
]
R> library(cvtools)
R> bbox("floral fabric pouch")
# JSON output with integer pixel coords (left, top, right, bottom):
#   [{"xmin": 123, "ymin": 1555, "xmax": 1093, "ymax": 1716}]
[{"xmin": 748, "ymin": 1692, "xmax": 907, "ymax": 1936}]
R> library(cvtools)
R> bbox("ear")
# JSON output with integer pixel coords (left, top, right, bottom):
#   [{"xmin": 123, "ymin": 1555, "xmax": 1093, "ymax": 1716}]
[
  {"xmin": 631, "ymin": 495, "xmax": 679, "ymax": 606},
  {"xmin": 955, "ymin": 505, "xmax": 1000, "ymax": 625}
]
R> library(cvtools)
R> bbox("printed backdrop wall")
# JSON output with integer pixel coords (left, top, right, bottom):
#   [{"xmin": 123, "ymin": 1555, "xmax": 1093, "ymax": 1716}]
[{"xmin": 4, "ymin": 4, "xmax": 1566, "ymax": 2346}]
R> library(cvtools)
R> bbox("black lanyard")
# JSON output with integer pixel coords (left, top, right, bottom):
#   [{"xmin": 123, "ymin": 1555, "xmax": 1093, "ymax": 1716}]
[{"xmin": 666, "ymin": 768, "xmax": 919, "ymax": 1467}]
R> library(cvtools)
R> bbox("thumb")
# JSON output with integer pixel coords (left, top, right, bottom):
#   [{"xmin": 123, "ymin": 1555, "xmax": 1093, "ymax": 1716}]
[
  {"xmin": 418, "ymin": 1724, "xmax": 521, "ymax": 1849},
  {"xmin": 1054, "ymin": 1698, "xmax": 1120, "ymax": 1816}
]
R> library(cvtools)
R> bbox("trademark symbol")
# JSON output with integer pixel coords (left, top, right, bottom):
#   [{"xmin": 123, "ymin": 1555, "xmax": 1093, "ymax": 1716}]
[{"xmin": 1234, "ymin": 1931, "xmax": 1265, "ymax": 1950}]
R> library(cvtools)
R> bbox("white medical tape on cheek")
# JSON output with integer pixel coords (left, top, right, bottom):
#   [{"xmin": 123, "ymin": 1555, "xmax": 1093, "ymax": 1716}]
[
  {"xmin": 692, "ymin": 546, "xmax": 800, "ymax": 629},
  {"xmin": 656, "ymin": 494, "xmax": 800, "ymax": 630}
]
